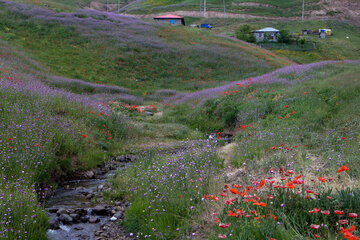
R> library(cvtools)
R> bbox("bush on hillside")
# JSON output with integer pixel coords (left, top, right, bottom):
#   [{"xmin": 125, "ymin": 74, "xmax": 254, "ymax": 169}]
[
  {"xmin": 235, "ymin": 24, "xmax": 256, "ymax": 43},
  {"xmin": 278, "ymin": 30, "xmax": 292, "ymax": 43}
]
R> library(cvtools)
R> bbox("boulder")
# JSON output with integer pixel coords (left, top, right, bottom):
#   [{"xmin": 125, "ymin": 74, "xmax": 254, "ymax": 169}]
[
  {"xmin": 80, "ymin": 215, "xmax": 89, "ymax": 223},
  {"xmin": 89, "ymin": 216, "xmax": 100, "ymax": 223},
  {"xmin": 92, "ymin": 205, "xmax": 108, "ymax": 216},
  {"xmin": 49, "ymin": 216, "xmax": 60, "ymax": 230},
  {"xmin": 56, "ymin": 208, "xmax": 67, "ymax": 216},
  {"xmin": 70, "ymin": 213, "xmax": 80, "ymax": 222},
  {"xmin": 113, "ymin": 212, "xmax": 123, "ymax": 219},
  {"xmin": 59, "ymin": 214, "xmax": 73, "ymax": 224},
  {"xmin": 84, "ymin": 171, "xmax": 95, "ymax": 179}
]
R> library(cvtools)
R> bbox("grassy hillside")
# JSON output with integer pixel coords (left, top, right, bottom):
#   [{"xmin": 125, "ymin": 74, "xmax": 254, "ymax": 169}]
[
  {"xmin": 204, "ymin": 19, "xmax": 360, "ymax": 63},
  {"xmin": 6, "ymin": 0, "xmax": 110, "ymax": 12},
  {"xmin": 0, "ymin": 0, "xmax": 292, "ymax": 96},
  {"xmin": 119, "ymin": 0, "xmax": 321, "ymax": 17},
  {"xmin": 0, "ymin": 36, "xmax": 128, "ymax": 238},
  {"xmin": 110, "ymin": 61, "xmax": 360, "ymax": 239}
]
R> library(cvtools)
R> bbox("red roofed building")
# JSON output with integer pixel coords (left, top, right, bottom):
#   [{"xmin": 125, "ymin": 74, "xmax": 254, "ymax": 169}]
[{"xmin": 153, "ymin": 14, "xmax": 185, "ymax": 25}]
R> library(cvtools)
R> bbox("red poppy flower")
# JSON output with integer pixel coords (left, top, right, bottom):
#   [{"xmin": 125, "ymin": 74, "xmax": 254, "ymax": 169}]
[
  {"xmin": 335, "ymin": 210, "xmax": 344, "ymax": 215},
  {"xmin": 337, "ymin": 165, "xmax": 349, "ymax": 173},
  {"xmin": 349, "ymin": 213, "xmax": 358, "ymax": 218},
  {"xmin": 218, "ymin": 234, "xmax": 227, "ymax": 238},
  {"xmin": 321, "ymin": 210, "xmax": 330, "ymax": 215},
  {"xmin": 318, "ymin": 177, "xmax": 326, "ymax": 183},
  {"xmin": 341, "ymin": 226, "xmax": 355, "ymax": 239},
  {"xmin": 230, "ymin": 188, "xmax": 240, "ymax": 194},
  {"xmin": 326, "ymin": 196, "xmax": 331, "ymax": 200},
  {"xmin": 257, "ymin": 179, "xmax": 265, "ymax": 189},
  {"xmin": 310, "ymin": 224, "xmax": 320, "ymax": 229},
  {"xmin": 286, "ymin": 182, "xmax": 296, "ymax": 189},
  {"xmin": 210, "ymin": 195, "xmax": 218, "ymax": 201},
  {"xmin": 219, "ymin": 223, "xmax": 231, "ymax": 228},
  {"xmin": 339, "ymin": 220, "xmax": 349, "ymax": 225}
]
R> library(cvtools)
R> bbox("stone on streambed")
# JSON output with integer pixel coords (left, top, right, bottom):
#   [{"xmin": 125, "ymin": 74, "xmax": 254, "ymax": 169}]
[
  {"xmin": 56, "ymin": 208, "xmax": 68, "ymax": 216},
  {"xmin": 92, "ymin": 205, "xmax": 108, "ymax": 215},
  {"xmin": 89, "ymin": 216, "xmax": 100, "ymax": 223},
  {"xmin": 115, "ymin": 155, "xmax": 136, "ymax": 162},
  {"xmin": 86, "ymin": 193, "xmax": 94, "ymax": 199},
  {"xmin": 80, "ymin": 215, "xmax": 89, "ymax": 223},
  {"xmin": 59, "ymin": 213, "xmax": 73, "ymax": 224},
  {"xmin": 84, "ymin": 170, "xmax": 95, "ymax": 179},
  {"xmin": 113, "ymin": 212, "xmax": 123, "ymax": 219},
  {"xmin": 70, "ymin": 213, "xmax": 80, "ymax": 222},
  {"xmin": 47, "ymin": 208, "xmax": 58, "ymax": 213},
  {"xmin": 49, "ymin": 216, "xmax": 60, "ymax": 230},
  {"xmin": 75, "ymin": 208, "xmax": 88, "ymax": 215}
]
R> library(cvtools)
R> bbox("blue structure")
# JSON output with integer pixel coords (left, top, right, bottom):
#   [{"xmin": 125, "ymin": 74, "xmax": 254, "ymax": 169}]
[{"xmin": 201, "ymin": 24, "xmax": 213, "ymax": 29}]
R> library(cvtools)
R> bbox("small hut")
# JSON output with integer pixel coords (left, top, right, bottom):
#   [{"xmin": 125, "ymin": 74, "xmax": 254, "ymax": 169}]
[
  {"xmin": 252, "ymin": 27, "xmax": 279, "ymax": 42},
  {"xmin": 153, "ymin": 14, "xmax": 185, "ymax": 26}
]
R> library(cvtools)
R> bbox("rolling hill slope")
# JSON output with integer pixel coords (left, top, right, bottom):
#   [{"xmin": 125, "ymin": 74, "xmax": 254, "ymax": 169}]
[{"xmin": 0, "ymin": 0, "xmax": 292, "ymax": 95}]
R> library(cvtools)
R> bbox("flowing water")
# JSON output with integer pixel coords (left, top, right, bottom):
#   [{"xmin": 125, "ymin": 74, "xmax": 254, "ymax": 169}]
[{"xmin": 45, "ymin": 171, "xmax": 118, "ymax": 240}]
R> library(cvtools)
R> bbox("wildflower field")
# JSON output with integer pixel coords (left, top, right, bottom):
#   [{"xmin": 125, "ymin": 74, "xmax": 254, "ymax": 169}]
[{"xmin": 0, "ymin": 0, "xmax": 359, "ymax": 239}]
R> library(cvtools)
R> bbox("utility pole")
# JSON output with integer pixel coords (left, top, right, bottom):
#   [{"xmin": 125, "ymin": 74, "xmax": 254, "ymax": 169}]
[
  {"xmin": 302, "ymin": 0, "xmax": 305, "ymax": 21},
  {"xmin": 107, "ymin": 0, "xmax": 109, "ymax": 12},
  {"xmin": 204, "ymin": 0, "xmax": 206, "ymax": 17},
  {"xmin": 118, "ymin": 0, "xmax": 120, "ymax": 13},
  {"xmin": 200, "ymin": 0, "xmax": 201, "ymax": 16},
  {"xmin": 223, "ymin": 0, "xmax": 226, "ymax": 18}
]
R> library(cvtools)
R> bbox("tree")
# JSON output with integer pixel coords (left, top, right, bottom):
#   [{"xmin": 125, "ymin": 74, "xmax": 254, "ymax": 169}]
[
  {"xmin": 247, "ymin": 34, "xmax": 256, "ymax": 43},
  {"xmin": 235, "ymin": 24, "xmax": 254, "ymax": 42},
  {"xmin": 278, "ymin": 30, "xmax": 291, "ymax": 44}
]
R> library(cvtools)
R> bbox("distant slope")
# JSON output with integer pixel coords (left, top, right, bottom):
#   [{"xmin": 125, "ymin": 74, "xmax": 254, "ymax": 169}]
[
  {"xmin": 9, "ymin": 0, "xmax": 360, "ymax": 27},
  {"xmin": 123, "ymin": 0, "xmax": 320, "ymax": 17},
  {"xmin": 0, "ymin": 0, "xmax": 292, "ymax": 95}
]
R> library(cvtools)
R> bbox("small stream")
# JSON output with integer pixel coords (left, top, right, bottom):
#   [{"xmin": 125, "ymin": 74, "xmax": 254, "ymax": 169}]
[{"xmin": 45, "ymin": 163, "xmax": 129, "ymax": 240}]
